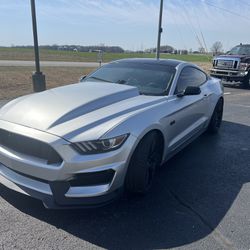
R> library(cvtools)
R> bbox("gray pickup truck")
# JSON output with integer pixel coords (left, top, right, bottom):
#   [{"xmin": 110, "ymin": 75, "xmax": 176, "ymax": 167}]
[{"xmin": 210, "ymin": 44, "xmax": 250, "ymax": 88}]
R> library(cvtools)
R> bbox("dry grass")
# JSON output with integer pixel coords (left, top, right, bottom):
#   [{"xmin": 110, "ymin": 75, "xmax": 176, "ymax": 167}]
[
  {"xmin": 0, "ymin": 62, "xmax": 210, "ymax": 100},
  {"xmin": 196, "ymin": 62, "xmax": 211, "ymax": 73},
  {"xmin": 0, "ymin": 67, "xmax": 94, "ymax": 99}
]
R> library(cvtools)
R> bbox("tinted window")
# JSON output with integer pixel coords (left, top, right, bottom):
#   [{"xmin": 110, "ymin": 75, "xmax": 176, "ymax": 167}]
[
  {"xmin": 175, "ymin": 67, "xmax": 207, "ymax": 93},
  {"xmin": 83, "ymin": 62, "xmax": 176, "ymax": 96},
  {"xmin": 228, "ymin": 45, "xmax": 250, "ymax": 55}
]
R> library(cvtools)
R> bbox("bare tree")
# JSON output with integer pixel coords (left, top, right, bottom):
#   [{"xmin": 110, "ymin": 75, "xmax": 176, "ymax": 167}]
[
  {"xmin": 211, "ymin": 41, "xmax": 223, "ymax": 55},
  {"xmin": 198, "ymin": 47, "xmax": 205, "ymax": 54}
]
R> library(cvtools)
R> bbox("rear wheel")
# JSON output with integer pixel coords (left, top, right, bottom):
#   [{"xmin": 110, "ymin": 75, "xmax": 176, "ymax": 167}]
[
  {"xmin": 207, "ymin": 98, "xmax": 224, "ymax": 134},
  {"xmin": 125, "ymin": 131, "xmax": 162, "ymax": 194}
]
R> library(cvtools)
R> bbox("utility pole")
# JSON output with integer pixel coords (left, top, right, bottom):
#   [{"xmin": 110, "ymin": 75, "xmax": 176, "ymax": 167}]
[
  {"xmin": 30, "ymin": 0, "xmax": 46, "ymax": 92},
  {"xmin": 156, "ymin": 0, "xmax": 163, "ymax": 59}
]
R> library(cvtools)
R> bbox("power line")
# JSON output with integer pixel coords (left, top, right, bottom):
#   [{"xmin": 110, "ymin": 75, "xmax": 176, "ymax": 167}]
[
  {"xmin": 178, "ymin": 7, "xmax": 203, "ymax": 50},
  {"xmin": 193, "ymin": 6, "xmax": 208, "ymax": 53},
  {"xmin": 202, "ymin": 1, "xmax": 250, "ymax": 22},
  {"xmin": 171, "ymin": 13, "xmax": 188, "ymax": 50},
  {"xmin": 181, "ymin": 4, "xmax": 204, "ymax": 49}
]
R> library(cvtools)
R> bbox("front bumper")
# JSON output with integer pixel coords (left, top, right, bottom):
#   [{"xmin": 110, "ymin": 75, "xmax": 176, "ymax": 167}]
[
  {"xmin": 0, "ymin": 120, "xmax": 135, "ymax": 208},
  {"xmin": 0, "ymin": 164, "xmax": 123, "ymax": 208},
  {"xmin": 210, "ymin": 68, "xmax": 248, "ymax": 82}
]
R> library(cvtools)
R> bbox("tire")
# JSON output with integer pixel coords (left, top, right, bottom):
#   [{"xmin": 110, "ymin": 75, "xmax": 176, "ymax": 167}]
[
  {"xmin": 207, "ymin": 98, "xmax": 224, "ymax": 134},
  {"xmin": 125, "ymin": 131, "xmax": 162, "ymax": 194},
  {"xmin": 241, "ymin": 71, "xmax": 250, "ymax": 89}
]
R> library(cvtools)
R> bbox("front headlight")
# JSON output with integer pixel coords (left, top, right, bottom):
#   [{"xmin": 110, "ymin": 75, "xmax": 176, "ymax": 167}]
[
  {"xmin": 239, "ymin": 63, "xmax": 248, "ymax": 70},
  {"xmin": 71, "ymin": 134, "xmax": 129, "ymax": 154}
]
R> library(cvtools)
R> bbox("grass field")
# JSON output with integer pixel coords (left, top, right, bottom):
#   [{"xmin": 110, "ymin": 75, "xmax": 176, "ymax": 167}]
[{"xmin": 0, "ymin": 47, "xmax": 212, "ymax": 63}]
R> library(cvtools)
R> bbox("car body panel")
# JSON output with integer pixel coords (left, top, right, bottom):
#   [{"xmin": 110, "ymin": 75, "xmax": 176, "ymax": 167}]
[{"xmin": 0, "ymin": 59, "xmax": 223, "ymax": 208}]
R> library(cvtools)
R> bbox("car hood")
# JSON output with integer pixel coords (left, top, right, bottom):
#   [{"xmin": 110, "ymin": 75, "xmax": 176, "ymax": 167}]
[
  {"xmin": 0, "ymin": 82, "xmax": 165, "ymax": 141},
  {"xmin": 216, "ymin": 54, "xmax": 247, "ymax": 60}
]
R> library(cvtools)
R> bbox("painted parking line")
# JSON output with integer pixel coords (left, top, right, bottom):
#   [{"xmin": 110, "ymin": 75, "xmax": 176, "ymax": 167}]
[
  {"xmin": 224, "ymin": 92, "xmax": 231, "ymax": 95},
  {"xmin": 229, "ymin": 103, "xmax": 250, "ymax": 108}
]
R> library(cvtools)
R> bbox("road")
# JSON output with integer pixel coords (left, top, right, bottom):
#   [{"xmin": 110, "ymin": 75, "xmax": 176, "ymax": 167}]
[
  {"xmin": 0, "ymin": 60, "xmax": 101, "ymax": 67},
  {"xmin": 0, "ymin": 86, "xmax": 250, "ymax": 250}
]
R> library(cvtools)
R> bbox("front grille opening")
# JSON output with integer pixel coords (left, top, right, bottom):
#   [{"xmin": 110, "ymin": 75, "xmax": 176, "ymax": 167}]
[
  {"xmin": 69, "ymin": 169, "xmax": 115, "ymax": 187},
  {"xmin": 233, "ymin": 61, "xmax": 238, "ymax": 69},
  {"xmin": 215, "ymin": 71, "xmax": 228, "ymax": 75},
  {"xmin": 217, "ymin": 60, "xmax": 233, "ymax": 69},
  {"xmin": 0, "ymin": 129, "xmax": 63, "ymax": 165}
]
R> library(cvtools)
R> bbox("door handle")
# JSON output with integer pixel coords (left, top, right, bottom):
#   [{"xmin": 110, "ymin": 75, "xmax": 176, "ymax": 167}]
[
  {"xmin": 170, "ymin": 120, "xmax": 176, "ymax": 126},
  {"xmin": 203, "ymin": 94, "xmax": 209, "ymax": 99}
]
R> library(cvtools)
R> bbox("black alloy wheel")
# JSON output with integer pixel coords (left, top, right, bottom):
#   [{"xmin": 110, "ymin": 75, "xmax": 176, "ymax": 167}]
[
  {"xmin": 125, "ymin": 131, "xmax": 162, "ymax": 194},
  {"xmin": 208, "ymin": 98, "xmax": 224, "ymax": 133}
]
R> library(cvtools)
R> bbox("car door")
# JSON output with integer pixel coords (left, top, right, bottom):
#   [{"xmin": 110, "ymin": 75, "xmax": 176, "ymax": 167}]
[{"xmin": 165, "ymin": 66, "xmax": 210, "ymax": 153}]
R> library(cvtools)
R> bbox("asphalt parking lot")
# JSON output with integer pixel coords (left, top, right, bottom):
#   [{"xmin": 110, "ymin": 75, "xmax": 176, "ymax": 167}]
[{"xmin": 0, "ymin": 85, "xmax": 250, "ymax": 250}]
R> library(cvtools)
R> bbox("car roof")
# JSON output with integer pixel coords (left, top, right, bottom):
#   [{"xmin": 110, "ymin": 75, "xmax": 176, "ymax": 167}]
[
  {"xmin": 237, "ymin": 44, "xmax": 250, "ymax": 47},
  {"xmin": 113, "ymin": 58, "xmax": 184, "ymax": 67}
]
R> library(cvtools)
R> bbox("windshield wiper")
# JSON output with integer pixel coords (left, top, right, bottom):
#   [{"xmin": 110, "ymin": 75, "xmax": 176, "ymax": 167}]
[{"xmin": 87, "ymin": 76, "xmax": 112, "ymax": 83}]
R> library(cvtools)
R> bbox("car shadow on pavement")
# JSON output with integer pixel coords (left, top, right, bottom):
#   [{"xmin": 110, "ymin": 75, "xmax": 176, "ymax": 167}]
[{"xmin": 1, "ymin": 120, "xmax": 250, "ymax": 249}]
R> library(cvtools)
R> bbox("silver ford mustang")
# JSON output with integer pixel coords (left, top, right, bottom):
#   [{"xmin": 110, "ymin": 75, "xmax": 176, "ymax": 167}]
[{"xmin": 0, "ymin": 59, "xmax": 223, "ymax": 208}]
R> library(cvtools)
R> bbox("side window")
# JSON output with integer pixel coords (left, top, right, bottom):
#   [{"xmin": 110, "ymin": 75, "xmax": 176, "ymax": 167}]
[{"xmin": 175, "ymin": 67, "xmax": 207, "ymax": 94}]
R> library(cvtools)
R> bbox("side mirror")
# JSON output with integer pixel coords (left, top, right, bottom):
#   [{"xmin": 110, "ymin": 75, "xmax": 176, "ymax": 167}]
[
  {"xmin": 79, "ymin": 75, "xmax": 86, "ymax": 82},
  {"xmin": 177, "ymin": 86, "xmax": 201, "ymax": 97}
]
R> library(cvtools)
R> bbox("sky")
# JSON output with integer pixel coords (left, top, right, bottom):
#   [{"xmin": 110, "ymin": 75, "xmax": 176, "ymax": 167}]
[{"xmin": 1, "ymin": 0, "xmax": 250, "ymax": 51}]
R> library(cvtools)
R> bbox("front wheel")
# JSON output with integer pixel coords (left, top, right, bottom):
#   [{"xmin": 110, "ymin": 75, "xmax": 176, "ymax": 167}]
[
  {"xmin": 241, "ymin": 72, "xmax": 250, "ymax": 89},
  {"xmin": 125, "ymin": 132, "xmax": 162, "ymax": 194},
  {"xmin": 207, "ymin": 98, "xmax": 224, "ymax": 134}
]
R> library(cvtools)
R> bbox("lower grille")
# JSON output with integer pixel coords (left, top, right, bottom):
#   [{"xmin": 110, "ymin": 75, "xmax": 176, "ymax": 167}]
[
  {"xmin": 0, "ymin": 129, "xmax": 63, "ymax": 165},
  {"xmin": 69, "ymin": 169, "xmax": 115, "ymax": 187},
  {"xmin": 212, "ymin": 70, "xmax": 238, "ymax": 76}
]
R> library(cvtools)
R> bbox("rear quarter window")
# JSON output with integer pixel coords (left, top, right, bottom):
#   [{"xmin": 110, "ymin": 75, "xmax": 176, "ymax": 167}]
[{"xmin": 175, "ymin": 67, "xmax": 207, "ymax": 93}]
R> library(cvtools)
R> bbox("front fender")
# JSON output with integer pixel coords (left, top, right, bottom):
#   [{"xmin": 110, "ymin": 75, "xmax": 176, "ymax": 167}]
[{"xmin": 102, "ymin": 106, "xmax": 167, "ymax": 163}]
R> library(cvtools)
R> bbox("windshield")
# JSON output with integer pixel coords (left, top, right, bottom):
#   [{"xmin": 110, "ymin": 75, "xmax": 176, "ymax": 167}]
[
  {"xmin": 227, "ymin": 45, "xmax": 250, "ymax": 55},
  {"xmin": 82, "ymin": 62, "xmax": 176, "ymax": 96}
]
